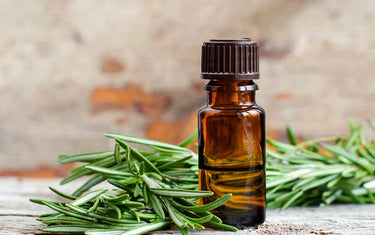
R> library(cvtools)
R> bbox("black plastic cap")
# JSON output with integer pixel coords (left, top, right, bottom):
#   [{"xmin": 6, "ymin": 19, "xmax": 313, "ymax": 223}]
[{"xmin": 201, "ymin": 38, "xmax": 259, "ymax": 80}]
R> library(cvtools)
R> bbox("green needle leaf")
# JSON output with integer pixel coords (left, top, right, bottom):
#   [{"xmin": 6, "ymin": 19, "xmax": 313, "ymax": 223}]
[
  {"xmin": 87, "ymin": 198, "xmax": 100, "ymax": 213},
  {"xmin": 170, "ymin": 193, "xmax": 232, "ymax": 212},
  {"xmin": 150, "ymin": 188, "xmax": 213, "ymax": 198},
  {"xmin": 105, "ymin": 133, "xmax": 191, "ymax": 152},
  {"xmin": 178, "ymin": 129, "xmax": 198, "ymax": 147},
  {"xmin": 49, "ymin": 187, "xmax": 77, "ymax": 200},
  {"xmin": 134, "ymin": 184, "xmax": 141, "ymax": 197},
  {"xmin": 59, "ymin": 150, "xmax": 115, "ymax": 164},
  {"xmin": 104, "ymin": 201, "xmax": 122, "ymax": 219},
  {"xmin": 158, "ymin": 155, "xmax": 193, "ymax": 170},
  {"xmin": 41, "ymin": 201, "xmax": 97, "ymax": 222},
  {"xmin": 152, "ymin": 146, "xmax": 186, "ymax": 154},
  {"xmin": 70, "ymin": 189, "xmax": 107, "ymax": 206},
  {"xmin": 204, "ymin": 220, "xmax": 238, "ymax": 231},
  {"xmin": 118, "ymin": 141, "xmax": 136, "ymax": 175},
  {"xmin": 148, "ymin": 192, "xmax": 165, "ymax": 220},
  {"xmin": 43, "ymin": 225, "xmax": 109, "ymax": 233},
  {"xmin": 286, "ymin": 125, "xmax": 297, "ymax": 145},
  {"xmin": 85, "ymin": 166, "xmax": 133, "ymax": 176},
  {"xmin": 114, "ymin": 143, "xmax": 121, "ymax": 164},
  {"xmin": 73, "ymin": 174, "xmax": 106, "ymax": 197},
  {"xmin": 142, "ymin": 184, "xmax": 149, "ymax": 204},
  {"xmin": 86, "ymin": 229, "xmax": 127, "ymax": 235},
  {"xmin": 179, "ymin": 212, "xmax": 212, "ymax": 224},
  {"xmin": 301, "ymin": 174, "xmax": 340, "ymax": 191},
  {"xmin": 165, "ymin": 202, "xmax": 187, "ymax": 228},
  {"xmin": 281, "ymin": 190, "xmax": 304, "ymax": 210},
  {"xmin": 324, "ymin": 189, "xmax": 343, "ymax": 205},
  {"xmin": 120, "ymin": 221, "xmax": 170, "ymax": 235}
]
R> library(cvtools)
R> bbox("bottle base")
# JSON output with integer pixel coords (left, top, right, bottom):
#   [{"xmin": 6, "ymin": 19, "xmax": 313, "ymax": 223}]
[
  {"xmin": 199, "ymin": 168, "xmax": 266, "ymax": 229},
  {"xmin": 213, "ymin": 208, "xmax": 265, "ymax": 229}
]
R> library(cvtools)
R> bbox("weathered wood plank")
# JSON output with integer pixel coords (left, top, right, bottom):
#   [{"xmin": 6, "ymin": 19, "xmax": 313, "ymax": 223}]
[
  {"xmin": 1, "ymin": 177, "xmax": 375, "ymax": 234},
  {"xmin": 0, "ymin": 216, "xmax": 45, "ymax": 235}
]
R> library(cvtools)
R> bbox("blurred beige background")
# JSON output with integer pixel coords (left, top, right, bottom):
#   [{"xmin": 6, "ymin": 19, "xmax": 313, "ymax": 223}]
[{"xmin": 1, "ymin": 0, "xmax": 375, "ymax": 175}]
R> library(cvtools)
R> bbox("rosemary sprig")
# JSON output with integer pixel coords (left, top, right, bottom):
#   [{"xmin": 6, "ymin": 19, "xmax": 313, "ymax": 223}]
[
  {"xmin": 267, "ymin": 120, "xmax": 375, "ymax": 210},
  {"xmin": 31, "ymin": 130, "xmax": 235, "ymax": 235}
]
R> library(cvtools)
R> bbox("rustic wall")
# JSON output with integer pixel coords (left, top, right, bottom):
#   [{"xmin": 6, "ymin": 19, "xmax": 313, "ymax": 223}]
[{"xmin": 1, "ymin": 0, "xmax": 375, "ymax": 173}]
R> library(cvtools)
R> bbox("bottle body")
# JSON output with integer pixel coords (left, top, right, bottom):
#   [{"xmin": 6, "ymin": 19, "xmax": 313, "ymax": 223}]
[{"xmin": 198, "ymin": 81, "xmax": 265, "ymax": 228}]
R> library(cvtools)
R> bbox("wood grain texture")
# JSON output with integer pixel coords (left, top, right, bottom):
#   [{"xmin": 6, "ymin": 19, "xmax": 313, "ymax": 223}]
[{"xmin": 1, "ymin": 177, "xmax": 375, "ymax": 235}]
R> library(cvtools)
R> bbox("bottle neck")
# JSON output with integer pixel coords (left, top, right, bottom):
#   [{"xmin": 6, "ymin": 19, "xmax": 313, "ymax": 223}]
[{"xmin": 205, "ymin": 80, "xmax": 257, "ymax": 107}]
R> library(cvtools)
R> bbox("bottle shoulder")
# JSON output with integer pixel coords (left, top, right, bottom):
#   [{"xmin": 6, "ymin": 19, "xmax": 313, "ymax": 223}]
[
  {"xmin": 253, "ymin": 104, "xmax": 265, "ymax": 115},
  {"xmin": 199, "ymin": 104, "xmax": 265, "ymax": 117}
]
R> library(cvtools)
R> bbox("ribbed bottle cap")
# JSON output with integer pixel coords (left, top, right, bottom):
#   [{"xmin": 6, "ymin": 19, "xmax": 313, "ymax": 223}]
[{"xmin": 201, "ymin": 38, "xmax": 259, "ymax": 80}]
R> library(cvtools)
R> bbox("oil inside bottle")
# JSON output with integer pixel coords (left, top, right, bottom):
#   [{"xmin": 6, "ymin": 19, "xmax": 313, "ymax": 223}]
[
  {"xmin": 199, "ymin": 166, "xmax": 265, "ymax": 228},
  {"xmin": 198, "ymin": 109, "xmax": 266, "ymax": 228}
]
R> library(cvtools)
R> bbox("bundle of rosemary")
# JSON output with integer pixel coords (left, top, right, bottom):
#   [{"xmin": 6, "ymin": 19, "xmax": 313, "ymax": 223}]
[
  {"xmin": 31, "ymin": 130, "xmax": 237, "ymax": 235},
  {"xmin": 266, "ymin": 120, "xmax": 375, "ymax": 210},
  {"xmin": 31, "ymin": 120, "xmax": 375, "ymax": 234}
]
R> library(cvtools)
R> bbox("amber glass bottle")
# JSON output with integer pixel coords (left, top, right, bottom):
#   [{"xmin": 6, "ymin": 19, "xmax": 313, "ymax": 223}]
[{"xmin": 198, "ymin": 39, "xmax": 265, "ymax": 228}]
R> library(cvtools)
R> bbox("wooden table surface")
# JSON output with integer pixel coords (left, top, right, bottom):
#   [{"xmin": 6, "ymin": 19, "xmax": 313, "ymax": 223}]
[{"xmin": 1, "ymin": 177, "xmax": 375, "ymax": 235}]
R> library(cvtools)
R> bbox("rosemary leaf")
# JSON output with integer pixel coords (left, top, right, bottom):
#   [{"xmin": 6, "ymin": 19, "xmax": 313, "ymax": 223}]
[
  {"xmin": 105, "ymin": 133, "xmax": 190, "ymax": 152},
  {"xmin": 178, "ymin": 129, "xmax": 198, "ymax": 147},
  {"xmin": 150, "ymin": 188, "xmax": 213, "ymax": 198},
  {"xmin": 49, "ymin": 187, "xmax": 77, "ymax": 200},
  {"xmin": 70, "ymin": 189, "xmax": 107, "ymax": 206}
]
